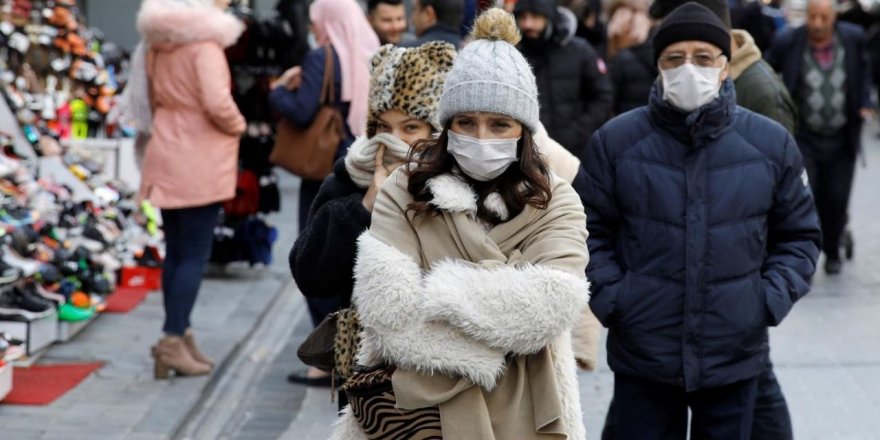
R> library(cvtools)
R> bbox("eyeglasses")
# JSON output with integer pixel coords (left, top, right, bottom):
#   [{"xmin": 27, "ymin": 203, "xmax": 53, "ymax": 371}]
[{"xmin": 658, "ymin": 52, "xmax": 726, "ymax": 69}]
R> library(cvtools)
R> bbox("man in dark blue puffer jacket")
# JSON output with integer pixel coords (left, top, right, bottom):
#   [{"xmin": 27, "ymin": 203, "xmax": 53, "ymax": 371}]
[{"xmin": 583, "ymin": 3, "xmax": 821, "ymax": 439}]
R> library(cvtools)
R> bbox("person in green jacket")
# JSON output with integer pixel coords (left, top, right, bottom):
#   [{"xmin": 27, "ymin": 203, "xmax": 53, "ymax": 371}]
[{"xmin": 730, "ymin": 28, "xmax": 798, "ymax": 134}]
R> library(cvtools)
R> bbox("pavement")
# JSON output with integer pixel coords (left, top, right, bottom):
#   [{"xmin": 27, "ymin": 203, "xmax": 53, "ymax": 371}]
[{"xmin": 1, "ymin": 126, "xmax": 879, "ymax": 439}]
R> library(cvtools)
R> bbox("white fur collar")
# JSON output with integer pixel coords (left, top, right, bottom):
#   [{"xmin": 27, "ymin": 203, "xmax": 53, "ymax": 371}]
[
  {"xmin": 425, "ymin": 173, "xmax": 511, "ymax": 221},
  {"xmin": 137, "ymin": 0, "xmax": 245, "ymax": 48}
]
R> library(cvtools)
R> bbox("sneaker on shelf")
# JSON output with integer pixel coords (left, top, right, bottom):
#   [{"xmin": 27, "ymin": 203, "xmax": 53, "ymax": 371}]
[
  {"xmin": 67, "ymin": 236, "xmax": 104, "ymax": 253},
  {"xmin": 58, "ymin": 302, "xmax": 95, "ymax": 322},
  {"xmin": 69, "ymin": 291, "xmax": 91, "ymax": 309},
  {"xmin": 136, "ymin": 245, "xmax": 163, "ymax": 268},
  {"xmin": 81, "ymin": 271, "xmax": 113, "ymax": 296},
  {"xmin": 0, "ymin": 333, "xmax": 25, "ymax": 362},
  {"xmin": 0, "ymin": 256, "xmax": 21, "ymax": 285},
  {"xmin": 2, "ymin": 245, "xmax": 42, "ymax": 277},
  {"xmin": 0, "ymin": 285, "xmax": 55, "ymax": 321},
  {"xmin": 91, "ymin": 251, "xmax": 121, "ymax": 272},
  {"xmin": 29, "ymin": 281, "xmax": 65, "ymax": 305},
  {"xmin": 35, "ymin": 263, "xmax": 62, "ymax": 286}
]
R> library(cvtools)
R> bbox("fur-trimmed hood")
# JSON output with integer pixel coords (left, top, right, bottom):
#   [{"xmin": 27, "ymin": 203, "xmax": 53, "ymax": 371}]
[
  {"xmin": 730, "ymin": 29, "xmax": 763, "ymax": 81},
  {"xmin": 137, "ymin": 0, "xmax": 244, "ymax": 49}
]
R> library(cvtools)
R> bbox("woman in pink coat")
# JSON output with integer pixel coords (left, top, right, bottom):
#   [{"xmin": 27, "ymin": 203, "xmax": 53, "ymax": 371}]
[{"xmin": 135, "ymin": 0, "xmax": 245, "ymax": 378}]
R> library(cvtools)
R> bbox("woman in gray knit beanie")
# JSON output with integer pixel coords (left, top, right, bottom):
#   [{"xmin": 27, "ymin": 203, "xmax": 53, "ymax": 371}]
[
  {"xmin": 331, "ymin": 8, "xmax": 589, "ymax": 440},
  {"xmin": 407, "ymin": 7, "xmax": 550, "ymax": 221}
]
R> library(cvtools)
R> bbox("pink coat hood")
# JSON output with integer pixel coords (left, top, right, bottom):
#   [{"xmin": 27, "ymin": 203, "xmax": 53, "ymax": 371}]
[{"xmin": 137, "ymin": 0, "xmax": 245, "ymax": 49}]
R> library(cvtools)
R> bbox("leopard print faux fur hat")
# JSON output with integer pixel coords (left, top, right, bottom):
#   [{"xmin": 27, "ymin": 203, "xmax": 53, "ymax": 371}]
[{"xmin": 366, "ymin": 42, "xmax": 457, "ymax": 138}]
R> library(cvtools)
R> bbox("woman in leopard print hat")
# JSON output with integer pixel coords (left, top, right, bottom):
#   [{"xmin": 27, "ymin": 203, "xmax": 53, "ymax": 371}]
[{"xmin": 287, "ymin": 41, "xmax": 456, "ymax": 392}]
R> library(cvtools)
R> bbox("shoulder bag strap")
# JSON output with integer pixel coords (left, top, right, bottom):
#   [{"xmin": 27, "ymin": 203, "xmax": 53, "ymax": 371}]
[
  {"xmin": 146, "ymin": 48, "xmax": 157, "ymax": 113},
  {"xmin": 320, "ymin": 46, "xmax": 336, "ymax": 105}
]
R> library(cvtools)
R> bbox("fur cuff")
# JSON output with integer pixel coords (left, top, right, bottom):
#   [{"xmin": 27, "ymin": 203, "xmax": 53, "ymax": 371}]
[
  {"xmin": 329, "ymin": 407, "xmax": 369, "ymax": 440},
  {"xmin": 354, "ymin": 232, "xmax": 507, "ymax": 389},
  {"xmin": 424, "ymin": 259, "xmax": 590, "ymax": 354}
]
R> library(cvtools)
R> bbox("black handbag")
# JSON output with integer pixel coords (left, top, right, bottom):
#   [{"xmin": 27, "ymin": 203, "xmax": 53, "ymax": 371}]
[
  {"xmin": 296, "ymin": 311, "xmax": 338, "ymax": 372},
  {"xmin": 297, "ymin": 308, "xmax": 362, "ymax": 376}
]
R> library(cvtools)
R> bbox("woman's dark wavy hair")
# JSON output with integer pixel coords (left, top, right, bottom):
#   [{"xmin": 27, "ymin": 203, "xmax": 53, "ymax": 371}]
[{"xmin": 405, "ymin": 122, "xmax": 552, "ymax": 222}]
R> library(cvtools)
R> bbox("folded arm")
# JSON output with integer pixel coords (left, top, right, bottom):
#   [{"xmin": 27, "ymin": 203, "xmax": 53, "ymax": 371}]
[{"xmin": 424, "ymin": 182, "xmax": 590, "ymax": 354}]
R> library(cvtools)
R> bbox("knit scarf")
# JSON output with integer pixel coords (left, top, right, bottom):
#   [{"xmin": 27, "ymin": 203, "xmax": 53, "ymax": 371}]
[{"xmin": 344, "ymin": 133, "xmax": 412, "ymax": 188}]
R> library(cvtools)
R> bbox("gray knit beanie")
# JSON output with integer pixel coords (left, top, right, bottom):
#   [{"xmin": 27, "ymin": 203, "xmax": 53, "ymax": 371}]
[{"xmin": 438, "ymin": 8, "xmax": 540, "ymax": 133}]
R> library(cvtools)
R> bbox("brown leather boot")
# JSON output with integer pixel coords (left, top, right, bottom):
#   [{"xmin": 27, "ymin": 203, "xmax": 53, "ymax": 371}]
[
  {"xmin": 184, "ymin": 329, "xmax": 214, "ymax": 368},
  {"xmin": 152, "ymin": 336, "xmax": 211, "ymax": 379}
]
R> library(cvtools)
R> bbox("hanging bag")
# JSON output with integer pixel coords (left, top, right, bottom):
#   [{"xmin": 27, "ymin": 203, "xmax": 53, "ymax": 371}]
[{"xmin": 270, "ymin": 46, "xmax": 343, "ymax": 180}]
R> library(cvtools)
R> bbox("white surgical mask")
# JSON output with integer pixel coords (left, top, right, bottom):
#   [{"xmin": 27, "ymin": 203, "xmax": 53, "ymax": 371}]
[
  {"xmin": 447, "ymin": 131, "xmax": 520, "ymax": 182},
  {"xmin": 661, "ymin": 63, "xmax": 723, "ymax": 112}
]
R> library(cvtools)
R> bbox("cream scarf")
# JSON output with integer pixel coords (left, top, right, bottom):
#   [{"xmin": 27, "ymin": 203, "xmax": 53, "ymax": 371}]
[{"xmin": 344, "ymin": 133, "xmax": 411, "ymax": 188}]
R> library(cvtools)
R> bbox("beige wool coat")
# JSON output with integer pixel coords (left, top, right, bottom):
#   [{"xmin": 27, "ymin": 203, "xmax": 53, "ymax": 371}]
[{"xmin": 331, "ymin": 169, "xmax": 590, "ymax": 440}]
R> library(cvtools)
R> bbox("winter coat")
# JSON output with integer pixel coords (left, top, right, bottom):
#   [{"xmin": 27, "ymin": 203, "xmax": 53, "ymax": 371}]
[
  {"xmin": 289, "ymin": 128, "xmax": 603, "ymax": 369},
  {"xmin": 268, "ymin": 47, "xmax": 355, "ymax": 163},
  {"xmin": 136, "ymin": 0, "xmax": 246, "ymax": 209},
  {"xmin": 608, "ymin": 33, "xmax": 656, "ymax": 115},
  {"xmin": 331, "ymin": 169, "xmax": 590, "ymax": 440},
  {"xmin": 289, "ymin": 157, "xmax": 368, "ymax": 305},
  {"xmin": 730, "ymin": 30, "xmax": 798, "ymax": 134},
  {"xmin": 765, "ymin": 22, "xmax": 872, "ymax": 155},
  {"xmin": 582, "ymin": 79, "xmax": 821, "ymax": 391},
  {"xmin": 519, "ymin": 13, "xmax": 613, "ymax": 162}
]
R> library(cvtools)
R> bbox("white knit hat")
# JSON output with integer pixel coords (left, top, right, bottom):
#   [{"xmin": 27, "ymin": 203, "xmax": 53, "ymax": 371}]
[{"xmin": 438, "ymin": 8, "xmax": 540, "ymax": 133}]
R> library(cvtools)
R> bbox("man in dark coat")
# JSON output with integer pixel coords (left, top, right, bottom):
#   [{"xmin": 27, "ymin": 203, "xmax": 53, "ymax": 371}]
[
  {"xmin": 584, "ymin": 3, "xmax": 821, "ymax": 439},
  {"xmin": 404, "ymin": 0, "xmax": 464, "ymax": 48},
  {"xmin": 514, "ymin": 0, "xmax": 613, "ymax": 161},
  {"xmin": 765, "ymin": 0, "xmax": 873, "ymax": 274}
]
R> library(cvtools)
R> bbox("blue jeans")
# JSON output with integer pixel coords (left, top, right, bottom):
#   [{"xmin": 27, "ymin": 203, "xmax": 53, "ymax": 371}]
[{"xmin": 161, "ymin": 203, "xmax": 221, "ymax": 336}]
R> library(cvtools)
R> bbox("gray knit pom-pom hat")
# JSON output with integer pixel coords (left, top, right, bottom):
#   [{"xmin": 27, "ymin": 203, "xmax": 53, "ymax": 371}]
[{"xmin": 438, "ymin": 8, "xmax": 540, "ymax": 133}]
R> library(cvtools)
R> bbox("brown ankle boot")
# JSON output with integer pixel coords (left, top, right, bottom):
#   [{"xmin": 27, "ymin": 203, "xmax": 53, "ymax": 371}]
[
  {"xmin": 152, "ymin": 336, "xmax": 211, "ymax": 379},
  {"xmin": 184, "ymin": 329, "xmax": 214, "ymax": 368}
]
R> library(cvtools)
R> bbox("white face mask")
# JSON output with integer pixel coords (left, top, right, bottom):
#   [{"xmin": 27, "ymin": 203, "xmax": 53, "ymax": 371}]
[
  {"xmin": 447, "ymin": 131, "xmax": 520, "ymax": 182},
  {"xmin": 660, "ymin": 63, "xmax": 724, "ymax": 112}
]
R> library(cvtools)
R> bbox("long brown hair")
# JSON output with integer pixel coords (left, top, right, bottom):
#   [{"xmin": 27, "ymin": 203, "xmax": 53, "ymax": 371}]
[{"xmin": 405, "ymin": 123, "xmax": 552, "ymax": 222}]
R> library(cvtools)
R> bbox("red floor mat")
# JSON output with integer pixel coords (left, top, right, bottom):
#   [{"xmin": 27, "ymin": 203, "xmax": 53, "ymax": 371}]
[
  {"xmin": 104, "ymin": 287, "xmax": 153, "ymax": 313},
  {"xmin": 3, "ymin": 363, "xmax": 103, "ymax": 405}
]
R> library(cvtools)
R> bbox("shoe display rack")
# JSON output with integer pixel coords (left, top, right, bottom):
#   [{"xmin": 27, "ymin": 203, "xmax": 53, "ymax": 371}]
[
  {"xmin": 0, "ymin": 0, "xmax": 163, "ymax": 401},
  {"xmin": 0, "ymin": 0, "xmax": 128, "ymax": 153}
]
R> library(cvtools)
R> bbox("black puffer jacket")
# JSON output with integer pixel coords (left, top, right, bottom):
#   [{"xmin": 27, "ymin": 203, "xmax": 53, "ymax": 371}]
[
  {"xmin": 608, "ymin": 34, "xmax": 656, "ymax": 115},
  {"xmin": 518, "ymin": 6, "xmax": 613, "ymax": 161},
  {"xmin": 289, "ymin": 158, "xmax": 370, "ymax": 305}
]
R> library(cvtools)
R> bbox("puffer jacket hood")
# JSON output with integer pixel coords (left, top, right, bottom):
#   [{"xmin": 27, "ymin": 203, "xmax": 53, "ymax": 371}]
[
  {"xmin": 553, "ymin": 6, "xmax": 578, "ymax": 46},
  {"xmin": 137, "ymin": 0, "xmax": 245, "ymax": 49}
]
